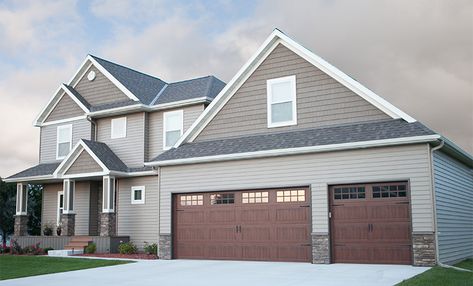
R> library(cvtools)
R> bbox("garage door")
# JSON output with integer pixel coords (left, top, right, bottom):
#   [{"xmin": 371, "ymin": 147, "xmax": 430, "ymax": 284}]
[
  {"xmin": 330, "ymin": 182, "xmax": 412, "ymax": 264},
  {"xmin": 173, "ymin": 188, "xmax": 311, "ymax": 262}
]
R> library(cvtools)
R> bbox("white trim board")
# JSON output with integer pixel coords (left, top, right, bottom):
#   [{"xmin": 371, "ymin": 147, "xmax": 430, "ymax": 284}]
[{"xmin": 174, "ymin": 29, "xmax": 416, "ymax": 147}]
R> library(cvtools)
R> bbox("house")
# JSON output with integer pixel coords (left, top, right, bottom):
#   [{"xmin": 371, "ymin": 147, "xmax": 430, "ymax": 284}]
[{"xmin": 6, "ymin": 29, "xmax": 472, "ymax": 266}]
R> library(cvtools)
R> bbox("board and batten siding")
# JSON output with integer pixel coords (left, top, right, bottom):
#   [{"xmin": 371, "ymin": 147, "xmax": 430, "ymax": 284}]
[
  {"xmin": 147, "ymin": 104, "xmax": 205, "ymax": 160},
  {"xmin": 117, "ymin": 176, "xmax": 159, "ymax": 249},
  {"xmin": 433, "ymin": 151, "xmax": 473, "ymax": 264},
  {"xmin": 65, "ymin": 150, "xmax": 103, "ymax": 175},
  {"xmin": 74, "ymin": 65, "xmax": 130, "ymax": 107},
  {"xmin": 96, "ymin": 112, "xmax": 145, "ymax": 168},
  {"xmin": 195, "ymin": 44, "xmax": 389, "ymax": 142},
  {"xmin": 159, "ymin": 144, "xmax": 434, "ymax": 235},
  {"xmin": 39, "ymin": 119, "xmax": 92, "ymax": 163},
  {"xmin": 44, "ymin": 94, "xmax": 84, "ymax": 122}
]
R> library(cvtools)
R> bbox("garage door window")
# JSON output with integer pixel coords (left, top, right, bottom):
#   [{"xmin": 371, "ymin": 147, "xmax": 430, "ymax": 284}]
[
  {"xmin": 242, "ymin": 192, "xmax": 269, "ymax": 204},
  {"xmin": 180, "ymin": 195, "xmax": 203, "ymax": 206},
  {"xmin": 210, "ymin": 193, "xmax": 234, "ymax": 205},
  {"xmin": 276, "ymin": 190, "xmax": 305, "ymax": 202},
  {"xmin": 334, "ymin": 187, "xmax": 365, "ymax": 200},
  {"xmin": 373, "ymin": 184, "xmax": 407, "ymax": 198}
]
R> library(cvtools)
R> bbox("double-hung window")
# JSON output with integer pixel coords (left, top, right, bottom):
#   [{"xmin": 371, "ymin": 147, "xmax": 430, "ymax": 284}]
[
  {"xmin": 111, "ymin": 117, "xmax": 127, "ymax": 139},
  {"xmin": 56, "ymin": 124, "xmax": 72, "ymax": 159},
  {"xmin": 267, "ymin": 75, "xmax": 297, "ymax": 128},
  {"xmin": 163, "ymin": 110, "xmax": 183, "ymax": 150}
]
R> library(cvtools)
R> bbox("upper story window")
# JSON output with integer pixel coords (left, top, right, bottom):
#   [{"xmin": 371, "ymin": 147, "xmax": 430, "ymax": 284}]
[
  {"xmin": 56, "ymin": 124, "xmax": 72, "ymax": 160},
  {"xmin": 267, "ymin": 75, "xmax": 297, "ymax": 128},
  {"xmin": 163, "ymin": 110, "xmax": 183, "ymax": 150},
  {"xmin": 111, "ymin": 117, "xmax": 127, "ymax": 139}
]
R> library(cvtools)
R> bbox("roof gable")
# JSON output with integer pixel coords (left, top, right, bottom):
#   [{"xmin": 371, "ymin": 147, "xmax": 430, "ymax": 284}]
[
  {"xmin": 175, "ymin": 29, "xmax": 416, "ymax": 147},
  {"xmin": 64, "ymin": 150, "xmax": 103, "ymax": 175}
]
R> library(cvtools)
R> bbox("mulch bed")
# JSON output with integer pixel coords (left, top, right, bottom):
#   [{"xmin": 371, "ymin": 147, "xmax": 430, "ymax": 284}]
[{"xmin": 74, "ymin": 253, "xmax": 158, "ymax": 260}]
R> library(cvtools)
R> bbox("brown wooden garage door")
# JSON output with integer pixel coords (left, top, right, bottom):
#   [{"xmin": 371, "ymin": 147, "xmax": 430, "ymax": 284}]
[
  {"xmin": 330, "ymin": 182, "xmax": 412, "ymax": 264},
  {"xmin": 173, "ymin": 187, "xmax": 311, "ymax": 262}
]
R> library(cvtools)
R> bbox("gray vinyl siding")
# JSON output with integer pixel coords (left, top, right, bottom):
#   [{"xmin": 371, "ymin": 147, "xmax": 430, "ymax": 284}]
[
  {"xmin": 433, "ymin": 151, "xmax": 473, "ymax": 264},
  {"xmin": 159, "ymin": 144, "xmax": 434, "ymax": 235},
  {"xmin": 195, "ymin": 44, "xmax": 389, "ymax": 142},
  {"xmin": 74, "ymin": 181, "xmax": 90, "ymax": 235},
  {"xmin": 74, "ymin": 65, "xmax": 130, "ymax": 107},
  {"xmin": 96, "ymin": 112, "xmax": 145, "ymax": 167},
  {"xmin": 41, "ymin": 183, "xmax": 62, "ymax": 233},
  {"xmin": 65, "ymin": 150, "xmax": 103, "ymax": 174},
  {"xmin": 147, "ymin": 104, "xmax": 205, "ymax": 160},
  {"xmin": 39, "ymin": 119, "xmax": 92, "ymax": 163},
  {"xmin": 117, "ymin": 176, "xmax": 159, "ymax": 249},
  {"xmin": 44, "ymin": 94, "xmax": 84, "ymax": 122}
]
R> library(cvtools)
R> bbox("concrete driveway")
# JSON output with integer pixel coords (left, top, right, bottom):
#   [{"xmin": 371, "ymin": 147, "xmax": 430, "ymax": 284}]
[{"xmin": 0, "ymin": 259, "xmax": 429, "ymax": 286}]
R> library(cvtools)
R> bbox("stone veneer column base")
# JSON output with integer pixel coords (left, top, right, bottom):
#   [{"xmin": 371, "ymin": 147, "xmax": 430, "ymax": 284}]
[
  {"xmin": 100, "ymin": 213, "xmax": 116, "ymax": 236},
  {"xmin": 312, "ymin": 234, "xmax": 330, "ymax": 264},
  {"xmin": 61, "ymin": 213, "xmax": 76, "ymax": 236},
  {"xmin": 14, "ymin": 215, "xmax": 28, "ymax": 236},
  {"xmin": 412, "ymin": 233, "xmax": 436, "ymax": 266},
  {"xmin": 159, "ymin": 234, "xmax": 172, "ymax": 259}
]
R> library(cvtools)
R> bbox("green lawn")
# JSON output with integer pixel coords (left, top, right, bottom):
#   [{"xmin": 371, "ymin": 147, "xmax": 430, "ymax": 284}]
[
  {"xmin": 0, "ymin": 255, "xmax": 132, "ymax": 280},
  {"xmin": 397, "ymin": 259, "xmax": 473, "ymax": 286}
]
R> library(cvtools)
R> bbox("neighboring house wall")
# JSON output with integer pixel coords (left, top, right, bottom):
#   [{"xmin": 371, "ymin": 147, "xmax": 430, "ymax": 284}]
[
  {"xmin": 147, "ymin": 104, "xmax": 205, "ymax": 160},
  {"xmin": 159, "ymin": 144, "xmax": 433, "ymax": 235},
  {"xmin": 195, "ymin": 44, "xmax": 389, "ymax": 142},
  {"xmin": 39, "ymin": 119, "xmax": 92, "ymax": 163},
  {"xmin": 44, "ymin": 94, "xmax": 84, "ymax": 122},
  {"xmin": 73, "ymin": 65, "xmax": 130, "ymax": 107},
  {"xmin": 65, "ymin": 151, "xmax": 103, "ymax": 175},
  {"xmin": 433, "ymin": 151, "xmax": 473, "ymax": 264},
  {"xmin": 96, "ymin": 112, "xmax": 145, "ymax": 168},
  {"xmin": 117, "ymin": 176, "xmax": 159, "ymax": 249},
  {"xmin": 41, "ymin": 183, "xmax": 62, "ymax": 233}
]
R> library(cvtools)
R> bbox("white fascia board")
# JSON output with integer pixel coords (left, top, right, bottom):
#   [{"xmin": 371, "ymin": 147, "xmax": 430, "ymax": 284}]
[
  {"xmin": 4, "ymin": 175, "xmax": 55, "ymax": 183},
  {"xmin": 67, "ymin": 57, "xmax": 92, "ymax": 87},
  {"xmin": 86, "ymin": 55, "xmax": 140, "ymax": 102},
  {"xmin": 147, "ymin": 135, "xmax": 441, "ymax": 167},
  {"xmin": 109, "ymin": 170, "xmax": 157, "ymax": 177},
  {"xmin": 61, "ymin": 84, "xmax": 90, "ymax": 112},
  {"xmin": 38, "ymin": 116, "xmax": 87, "ymax": 127},
  {"xmin": 61, "ymin": 171, "xmax": 108, "ymax": 179},
  {"xmin": 33, "ymin": 86, "xmax": 67, "ymax": 126}
]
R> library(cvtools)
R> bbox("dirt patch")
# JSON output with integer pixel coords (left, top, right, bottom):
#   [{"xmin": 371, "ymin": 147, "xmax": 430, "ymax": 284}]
[{"xmin": 74, "ymin": 253, "xmax": 158, "ymax": 260}]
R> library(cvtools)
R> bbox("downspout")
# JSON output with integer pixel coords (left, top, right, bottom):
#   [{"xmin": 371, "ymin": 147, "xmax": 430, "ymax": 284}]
[
  {"xmin": 156, "ymin": 166, "xmax": 161, "ymax": 258},
  {"xmin": 430, "ymin": 140, "xmax": 472, "ymax": 272}
]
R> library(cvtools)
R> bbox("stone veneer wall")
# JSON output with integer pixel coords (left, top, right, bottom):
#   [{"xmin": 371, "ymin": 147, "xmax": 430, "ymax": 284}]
[
  {"xmin": 61, "ymin": 213, "xmax": 76, "ymax": 236},
  {"xmin": 312, "ymin": 234, "xmax": 330, "ymax": 264},
  {"xmin": 412, "ymin": 233, "xmax": 436, "ymax": 266},
  {"xmin": 159, "ymin": 234, "xmax": 172, "ymax": 259},
  {"xmin": 14, "ymin": 215, "xmax": 28, "ymax": 236},
  {"xmin": 100, "ymin": 213, "xmax": 116, "ymax": 236}
]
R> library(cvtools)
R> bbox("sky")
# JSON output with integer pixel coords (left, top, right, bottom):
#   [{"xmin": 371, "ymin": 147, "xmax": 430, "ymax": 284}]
[{"xmin": 0, "ymin": 0, "xmax": 471, "ymax": 178}]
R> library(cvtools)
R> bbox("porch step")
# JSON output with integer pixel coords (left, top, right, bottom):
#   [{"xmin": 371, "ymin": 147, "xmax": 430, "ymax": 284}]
[{"xmin": 64, "ymin": 236, "xmax": 93, "ymax": 251}]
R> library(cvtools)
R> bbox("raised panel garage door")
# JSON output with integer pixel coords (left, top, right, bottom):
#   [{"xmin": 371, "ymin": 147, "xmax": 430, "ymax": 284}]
[
  {"xmin": 330, "ymin": 182, "xmax": 412, "ymax": 264},
  {"xmin": 173, "ymin": 188, "xmax": 311, "ymax": 262}
]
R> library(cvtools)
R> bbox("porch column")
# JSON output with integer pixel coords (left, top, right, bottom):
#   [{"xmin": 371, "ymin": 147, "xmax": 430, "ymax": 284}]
[
  {"xmin": 61, "ymin": 179, "xmax": 76, "ymax": 236},
  {"xmin": 100, "ymin": 176, "xmax": 116, "ymax": 236},
  {"xmin": 14, "ymin": 183, "xmax": 28, "ymax": 236}
]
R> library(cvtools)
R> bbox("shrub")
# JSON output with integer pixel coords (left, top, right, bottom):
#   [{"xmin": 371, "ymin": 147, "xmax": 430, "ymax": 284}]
[
  {"xmin": 0, "ymin": 246, "xmax": 10, "ymax": 254},
  {"xmin": 85, "ymin": 243, "xmax": 96, "ymax": 254},
  {"xmin": 43, "ymin": 223, "xmax": 54, "ymax": 236},
  {"xmin": 23, "ymin": 243, "xmax": 43, "ymax": 255},
  {"xmin": 144, "ymin": 242, "xmax": 157, "ymax": 255},
  {"xmin": 118, "ymin": 241, "xmax": 137, "ymax": 254},
  {"xmin": 10, "ymin": 239, "xmax": 23, "ymax": 254},
  {"xmin": 43, "ymin": 247, "xmax": 54, "ymax": 253}
]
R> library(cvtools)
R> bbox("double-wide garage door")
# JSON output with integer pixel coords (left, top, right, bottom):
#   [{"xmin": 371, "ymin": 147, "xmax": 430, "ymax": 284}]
[{"xmin": 173, "ymin": 188, "xmax": 311, "ymax": 262}]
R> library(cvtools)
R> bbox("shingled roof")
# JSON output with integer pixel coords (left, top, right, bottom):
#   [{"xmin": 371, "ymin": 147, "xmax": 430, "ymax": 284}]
[
  {"xmin": 151, "ymin": 119, "xmax": 437, "ymax": 162},
  {"xmin": 6, "ymin": 162, "xmax": 60, "ymax": 179}
]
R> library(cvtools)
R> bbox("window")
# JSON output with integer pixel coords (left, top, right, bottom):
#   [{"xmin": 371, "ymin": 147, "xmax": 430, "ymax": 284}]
[
  {"xmin": 111, "ymin": 117, "xmax": 127, "ymax": 139},
  {"xmin": 242, "ymin": 192, "xmax": 269, "ymax": 204},
  {"xmin": 56, "ymin": 124, "xmax": 72, "ymax": 159},
  {"xmin": 180, "ymin": 195, "xmax": 203, "ymax": 206},
  {"xmin": 131, "ymin": 186, "xmax": 145, "ymax": 204},
  {"xmin": 57, "ymin": 191, "xmax": 64, "ymax": 225},
  {"xmin": 334, "ymin": 187, "xmax": 366, "ymax": 200},
  {"xmin": 163, "ymin": 110, "xmax": 183, "ymax": 149},
  {"xmin": 102, "ymin": 176, "xmax": 115, "ymax": 212},
  {"xmin": 210, "ymin": 193, "xmax": 234, "ymax": 205},
  {"xmin": 267, "ymin": 75, "xmax": 297, "ymax": 128},
  {"xmin": 373, "ymin": 184, "xmax": 407, "ymax": 198},
  {"xmin": 276, "ymin": 189, "xmax": 305, "ymax": 202}
]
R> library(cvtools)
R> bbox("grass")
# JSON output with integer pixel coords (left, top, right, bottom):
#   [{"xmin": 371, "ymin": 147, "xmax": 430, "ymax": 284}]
[
  {"xmin": 0, "ymin": 255, "xmax": 132, "ymax": 280},
  {"xmin": 397, "ymin": 259, "xmax": 473, "ymax": 286}
]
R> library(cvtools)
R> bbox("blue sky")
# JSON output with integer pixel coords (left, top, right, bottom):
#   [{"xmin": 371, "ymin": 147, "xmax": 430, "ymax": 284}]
[{"xmin": 0, "ymin": 0, "xmax": 471, "ymax": 177}]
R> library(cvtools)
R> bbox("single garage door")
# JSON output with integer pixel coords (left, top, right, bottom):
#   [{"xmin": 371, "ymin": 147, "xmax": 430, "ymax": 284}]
[
  {"xmin": 330, "ymin": 182, "xmax": 412, "ymax": 264},
  {"xmin": 173, "ymin": 187, "xmax": 311, "ymax": 262}
]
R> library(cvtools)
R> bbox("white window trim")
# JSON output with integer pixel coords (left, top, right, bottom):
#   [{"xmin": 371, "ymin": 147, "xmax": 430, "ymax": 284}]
[
  {"xmin": 111, "ymin": 117, "xmax": 127, "ymax": 139},
  {"xmin": 56, "ymin": 124, "xmax": 73, "ymax": 160},
  {"xmin": 16, "ymin": 183, "xmax": 27, "ymax": 215},
  {"xmin": 57, "ymin": 191, "xmax": 64, "ymax": 225},
  {"xmin": 102, "ymin": 176, "xmax": 116, "ymax": 213},
  {"xmin": 63, "ymin": 179, "xmax": 75, "ymax": 214},
  {"xmin": 163, "ymin": 110, "xmax": 184, "ymax": 150},
  {"xmin": 131, "ymin": 186, "xmax": 146, "ymax": 204},
  {"xmin": 267, "ymin": 75, "xmax": 297, "ymax": 128}
]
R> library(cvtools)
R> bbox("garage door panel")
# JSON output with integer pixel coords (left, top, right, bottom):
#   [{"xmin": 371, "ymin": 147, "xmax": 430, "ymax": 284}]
[
  {"xmin": 369, "ymin": 204, "xmax": 410, "ymax": 220},
  {"xmin": 208, "ymin": 209, "xmax": 237, "ymax": 223},
  {"xmin": 241, "ymin": 226, "xmax": 271, "ymax": 241},
  {"xmin": 275, "ymin": 208, "xmax": 309, "ymax": 222},
  {"xmin": 332, "ymin": 223, "xmax": 370, "ymax": 242},
  {"xmin": 208, "ymin": 226, "xmax": 238, "ymax": 241},
  {"xmin": 371, "ymin": 245, "xmax": 412, "ymax": 264},
  {"xmin": 241, "ymin": 245, "xmax": 272, "ymax": 260},
  {"xmin": 207, "ymin": 244, "xmax": 242, "ymax": 259},
  {"xmin": 332, "ymin": 205, "xmax": 369, "ymax": 220},
  {"xmin": 239, "ymin": 209, "xmax": 270, "ymax": 222},
  {"xmin": 276, "ymin": 226, "xmax": 310, "ymax": 241},
  {"xmin": 177, "ymin": 210, "xmax": 205, "ymax": 224},
  {"xmin": 176, "ymin": 227, "xmax": 207, "ymax": 241},
  {"xmin": 370, "ymin": 223, "xmax": 411, "ymax": 241}
]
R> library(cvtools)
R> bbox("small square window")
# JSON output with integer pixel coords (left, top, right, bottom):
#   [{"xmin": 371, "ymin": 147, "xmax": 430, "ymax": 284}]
[
  {"xmin": 131, "ymin": 186, "xmax": 145, "ymax": 204},
  {"xmin": 111, "ymin": 117, "xmax": 127, "ymax": 139}
]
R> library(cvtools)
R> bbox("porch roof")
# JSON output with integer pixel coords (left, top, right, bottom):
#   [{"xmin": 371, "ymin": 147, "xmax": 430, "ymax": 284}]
[{"xmin": 6, "ymin": 162, "xmax": 60, "ymax": 181}]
